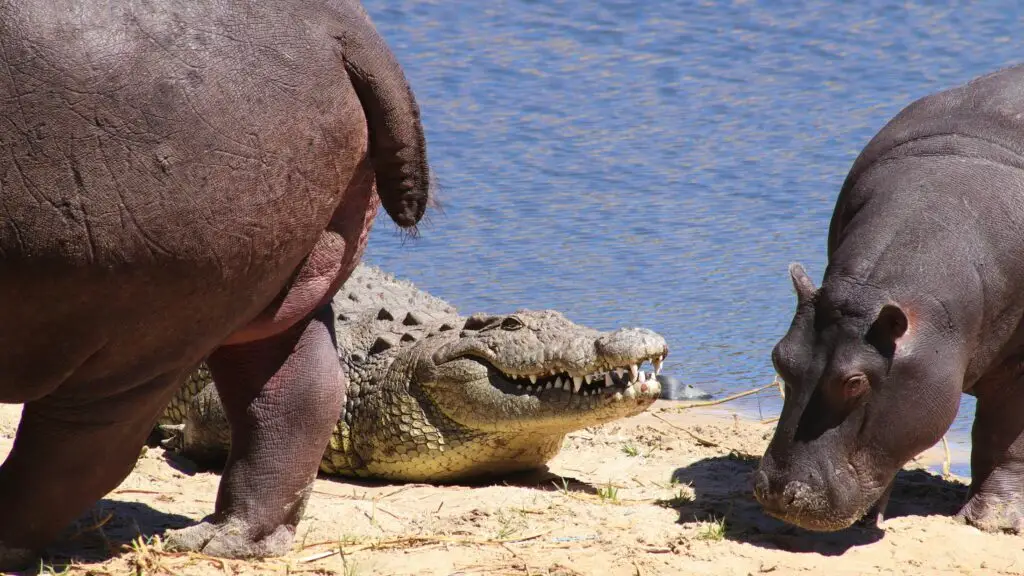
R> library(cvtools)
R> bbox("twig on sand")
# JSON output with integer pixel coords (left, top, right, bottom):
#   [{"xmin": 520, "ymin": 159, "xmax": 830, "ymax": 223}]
[
  {"xmin": 297, "ymin": 529, "xmax": 554, "ymax": 564},
  {"xmin": 114, "ymin": 489, "xmax": 166, "ymax": 496},
  {"xmin": 652, "ymin": 413, "xmax": 754, "ymax": 458},
  {"xmin": 379, "ymin": 485, "xmax": 431, "ymax": 500},
  {"xmin": 69, "ymin": 511, "xmax": 113, "ymax": 540},
  {"xmin": 667, "ymin": 381, "xmax": 779, "ymax": 411}
]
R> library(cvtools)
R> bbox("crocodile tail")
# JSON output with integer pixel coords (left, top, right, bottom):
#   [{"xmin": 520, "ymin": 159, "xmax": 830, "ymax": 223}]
[{"xmin": 334, "ymin": 3, "xmax": 430, "ymax": 229}]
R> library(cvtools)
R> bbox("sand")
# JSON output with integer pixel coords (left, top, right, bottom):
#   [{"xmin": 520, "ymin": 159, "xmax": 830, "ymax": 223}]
[{"xmin": 1, "ymin": 400, "xmax": 1019, "ymax": 576}]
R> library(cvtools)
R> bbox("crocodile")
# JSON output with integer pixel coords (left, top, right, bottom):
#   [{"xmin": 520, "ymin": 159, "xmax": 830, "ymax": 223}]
[{"xmin": 158, "ymin": 264, "xmax": 668, "ymax": 482}]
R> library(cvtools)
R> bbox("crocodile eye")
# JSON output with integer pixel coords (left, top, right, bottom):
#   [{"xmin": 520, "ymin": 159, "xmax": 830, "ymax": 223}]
[{"xmin": 501, "ymin": 316, "xmax": 524, "ymax": 331}]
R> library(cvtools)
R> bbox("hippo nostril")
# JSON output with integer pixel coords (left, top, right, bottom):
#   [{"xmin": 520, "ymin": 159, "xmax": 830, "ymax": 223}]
[{"xmin": 782, "ymin": 480, "xmax": 813, "ymax": 509}]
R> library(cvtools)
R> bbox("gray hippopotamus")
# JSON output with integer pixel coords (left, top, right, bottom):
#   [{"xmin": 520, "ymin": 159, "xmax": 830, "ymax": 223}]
[
  {"xmin": 0, "ymin": 0, "xmax": 429, "ymax": 568},
  {"xmin": 754, "ymin": 63, "xmax": 1024, "ymax": 533}
]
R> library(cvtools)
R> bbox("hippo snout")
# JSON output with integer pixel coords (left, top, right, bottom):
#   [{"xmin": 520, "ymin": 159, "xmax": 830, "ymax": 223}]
[
  {"xmin": 754, "ymin": 459, "xmax": 861, "ymax": 531},
  {"xmin": 755, "ymin": 474, "xmax": 819, "ymax": 517}
]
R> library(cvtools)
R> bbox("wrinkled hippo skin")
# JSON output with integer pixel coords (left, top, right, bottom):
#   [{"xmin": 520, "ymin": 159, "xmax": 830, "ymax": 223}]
[
  {"xmin": 0, "ymin": 0, "xmax": 429, "ymax": 568},
  {"xmin": 754, "ymin": 63, "xmax": 1024, "ymax": 533}
]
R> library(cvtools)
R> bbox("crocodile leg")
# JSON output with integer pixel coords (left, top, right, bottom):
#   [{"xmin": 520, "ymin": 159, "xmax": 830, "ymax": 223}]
[
  {"xmin": 164, "ymin": 305, "xmax": 344, "ymax": 558},
  {"xmin": 0, "ymin": 372, "xmax": 185, "ymax": 570}
]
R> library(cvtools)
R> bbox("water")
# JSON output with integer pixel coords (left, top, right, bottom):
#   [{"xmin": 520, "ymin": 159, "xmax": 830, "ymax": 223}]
[{"xmin": 360, "ymin": 0, "xmax": 1023, "ymax": 476}]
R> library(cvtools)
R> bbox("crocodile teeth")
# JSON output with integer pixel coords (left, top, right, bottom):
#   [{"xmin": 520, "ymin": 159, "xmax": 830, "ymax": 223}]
[
  {"xmin": 654, "ymin": 357, "xmax": 663, "ymax": 375},
  {"xmin": 546, "ymin": 381, "xmax": 554, "ymax": 390},
  {"xmin": 583, "ymin": 374, "xmax": 592, "ymax": 384},
  {"xmin": 572, "ymin": 376, "xmax": 583, "ymax": 393},
  {"xmin": 604, "ymin": 373, "xmax": 613, "ymax": 387},
  {"xmin": 529, "ymin": 375, "xmax": 537, "ymax": 384},
  {"xmin": 629, "ymin": 365, "xmax": 639, "ymax": 382},
  {"xmin": 615, "ymin": 368, "xmax": 625, "ymax": 378},
  {"xmin": 554, "ymin": 376, "xmax": 564, "ymax": 389},
  {"xmin": 551, "ymin": 369, "xmax": 558, "ymax": 376}
]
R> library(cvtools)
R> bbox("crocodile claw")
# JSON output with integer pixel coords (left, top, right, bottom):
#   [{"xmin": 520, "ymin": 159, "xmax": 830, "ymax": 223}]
[{"xmin": 157, "ymin": 423, "xmax": 185, "ymax": 451}]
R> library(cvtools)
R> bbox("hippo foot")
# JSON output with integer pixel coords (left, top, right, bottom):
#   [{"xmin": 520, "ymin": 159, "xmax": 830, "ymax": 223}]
[
  {"xmin": 164, "ymin": 518, "xmax": 295, "ymax": 559},
  {"xmin": 0, "ymin": 542, "xmax": 38, "ymax": 572},
  {"xmin": 956, "ymin": 493, "xmax": 1024, "ymax": 533}
]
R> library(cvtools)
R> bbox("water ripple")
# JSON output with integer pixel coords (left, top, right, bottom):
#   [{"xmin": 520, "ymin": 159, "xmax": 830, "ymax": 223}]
[{"xmin": 362, "ymin": 0, "xmax": 1019, "ymax": 475}]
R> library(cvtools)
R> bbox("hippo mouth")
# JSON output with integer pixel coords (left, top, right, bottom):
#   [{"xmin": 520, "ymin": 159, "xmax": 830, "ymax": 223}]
[
  {"xmin": 756, "ymin": 480, "xmax": 848, "ymax": 531},
  {"xmin": 754, "ymin": 453, "xmax": 891, "ymax": 532}
]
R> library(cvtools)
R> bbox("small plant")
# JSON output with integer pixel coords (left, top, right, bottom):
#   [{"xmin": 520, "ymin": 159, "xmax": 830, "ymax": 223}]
[
  {"xmin": 621, "ymin": 443, "xmax": 640, "ymax": 457},
  {"xmin": 342, "ymin": 559, "xmax": 361, "ymax": 576},
  {"xmin": 494, "ymin": 509, "xmax": 521, "ymax": 540},
  {"xmin": 597, "ymin": 481, "xmax": 619, "ymax": 503},
  {"xmin": 340, "ymin": 549, "xmax": 360, "ymax": 576},
  {"xmin": 552, "ymin": 476, "xmax": 571, "ymax": 496},
  {"xmin": 127, "ymin": 534, "xmax": 169, "ymax": 575},
  {"xmin": 697, "ymin": 516, "xmax": 727, "ymax": 541},
  {"xmin": 38, "ymin": 562, "xmax": 74, "ymax": 576},
  {"xmin": 657, "ymin": 488, "xmax": 694, "ymax": 508}
]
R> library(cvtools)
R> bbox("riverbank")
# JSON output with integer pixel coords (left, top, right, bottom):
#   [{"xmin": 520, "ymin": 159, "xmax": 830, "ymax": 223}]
[{"xmin": 0, "ymin": 401, "xmax": 1015, "ymax": 575}]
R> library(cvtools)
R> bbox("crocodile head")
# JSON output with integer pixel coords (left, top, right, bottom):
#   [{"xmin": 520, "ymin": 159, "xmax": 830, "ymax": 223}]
[{"xmin": 405, "ymin": 310, "xmax": 668, "ymax": 433}]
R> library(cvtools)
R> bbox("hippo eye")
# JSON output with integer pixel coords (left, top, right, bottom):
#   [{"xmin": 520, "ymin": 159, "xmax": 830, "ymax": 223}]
[
  {"xmin": 841, "ymin": 374, "xmax": 870, "ymax": 402},
  {"xmin": 500, "ymin": 317, "xmax": 524, "ymax": 331}
]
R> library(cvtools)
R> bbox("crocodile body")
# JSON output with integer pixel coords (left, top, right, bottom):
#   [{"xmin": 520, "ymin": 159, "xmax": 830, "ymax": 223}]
[{"xmin": 160, "ymin": 264, "xmax": 668, "ymax": 482}]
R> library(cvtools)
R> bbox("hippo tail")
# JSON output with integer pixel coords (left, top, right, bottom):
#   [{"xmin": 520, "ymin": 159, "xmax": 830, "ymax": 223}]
[{"xmin": 334, "ymin": 4, "xmax": 430, "ymax": 229}]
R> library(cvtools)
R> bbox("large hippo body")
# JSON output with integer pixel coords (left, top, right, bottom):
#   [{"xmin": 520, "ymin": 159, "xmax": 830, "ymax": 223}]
[
  {"xmin": 0, "ymin": 0, "xmax": 428, "ymax": 567},
  {"xmin": 756, "ymin": 64, "xmax": 1024, "ymax": 532}
]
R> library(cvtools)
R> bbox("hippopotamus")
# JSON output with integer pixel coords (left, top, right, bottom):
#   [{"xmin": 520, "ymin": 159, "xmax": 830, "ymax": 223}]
[
  {"xmin": 0, "ymin": 0, "xmax": 428, "ymax": 568},
  {"xmin": 754, "ymin": 63, "xmax": 1024, "ymax": 533}
]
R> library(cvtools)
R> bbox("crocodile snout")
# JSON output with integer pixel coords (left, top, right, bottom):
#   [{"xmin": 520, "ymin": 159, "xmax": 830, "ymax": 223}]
[{"xmin": 595, "ymin": 327, "xmax": 668, "ymax": 364}]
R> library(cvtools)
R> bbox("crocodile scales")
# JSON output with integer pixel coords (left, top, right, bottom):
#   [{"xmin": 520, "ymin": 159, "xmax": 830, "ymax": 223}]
[{"xmin": 159, "ymin": 264, "xmax": 668, "ymax": 482}]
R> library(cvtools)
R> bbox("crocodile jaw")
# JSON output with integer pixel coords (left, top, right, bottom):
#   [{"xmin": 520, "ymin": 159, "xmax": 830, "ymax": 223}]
[{"xmin": 415, "ymin": 352, "xmax": 663, "ymax": 432}]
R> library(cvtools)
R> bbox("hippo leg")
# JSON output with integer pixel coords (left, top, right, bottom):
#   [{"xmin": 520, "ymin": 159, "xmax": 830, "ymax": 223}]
[
  {"xmin": 0, "ymin": 373, "xmax": 183, "ymax": 570},
  {"xmin": 956, "ymin": 382, "xmax": 1024, "ymax": 533},
  {"xmin": 164, "ymin": 305, "xmax": 343, "ymax": 558}
]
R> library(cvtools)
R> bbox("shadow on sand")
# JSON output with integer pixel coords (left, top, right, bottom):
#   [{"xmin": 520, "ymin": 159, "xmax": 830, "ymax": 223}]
[
  {"xmin": 663, "ymin": 453, "xmax": 970, "ymax": 556},
  {"xmin": 314, "ymin": 464, "xmax": 603, "ymax": 497},
  {"xmin": 22, "ymin": 500, "xmax": 195, "ymax": 574}
]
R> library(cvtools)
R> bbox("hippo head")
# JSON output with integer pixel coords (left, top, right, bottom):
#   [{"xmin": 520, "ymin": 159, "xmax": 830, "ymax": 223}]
[{"xmin": 753, "ymin": 264, "xmax": 962, "ymax": 531}]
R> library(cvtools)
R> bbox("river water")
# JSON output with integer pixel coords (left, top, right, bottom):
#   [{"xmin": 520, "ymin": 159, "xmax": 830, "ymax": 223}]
[{"xmin": 360, "ymin": 0, "xmax": 1023, "ymax": 476}]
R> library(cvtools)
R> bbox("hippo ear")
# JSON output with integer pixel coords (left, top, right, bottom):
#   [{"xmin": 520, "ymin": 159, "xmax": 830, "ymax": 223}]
[
  {"xmin": 788, "ymin": 263, "xmax": 816, "ymax": 304},
  {"xmin": 866, "ymin": 304, "xmax": 908, "ymax": 358}
]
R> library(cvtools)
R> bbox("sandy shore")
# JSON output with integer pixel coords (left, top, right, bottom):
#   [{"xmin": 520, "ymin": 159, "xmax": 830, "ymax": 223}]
[{"xmin": 0, "ymin": 400, "xmax": 1017, "ymax": 576}]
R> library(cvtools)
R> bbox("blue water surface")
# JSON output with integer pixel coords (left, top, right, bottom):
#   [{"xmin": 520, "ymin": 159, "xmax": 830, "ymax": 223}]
[{"xmin": 360, "ymin": 0, "xmax": 1024, "ymax": 476}]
